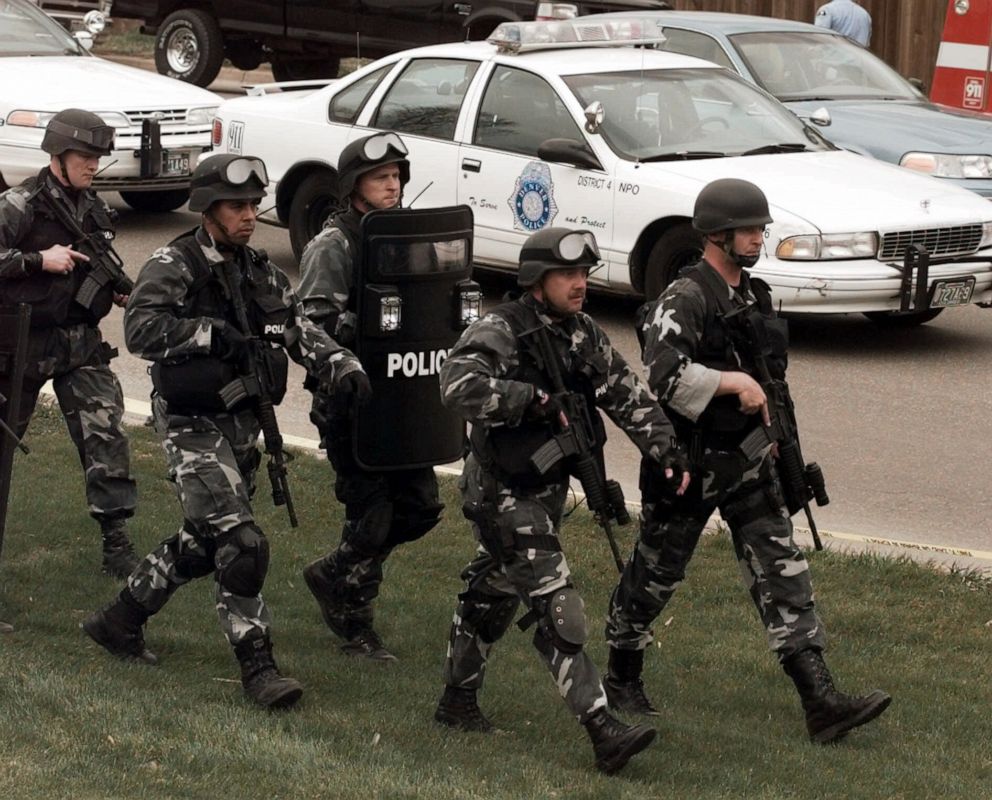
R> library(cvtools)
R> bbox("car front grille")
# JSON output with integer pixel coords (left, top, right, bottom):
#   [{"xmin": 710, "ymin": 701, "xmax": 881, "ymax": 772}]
[
  {"xmin": 124, "ymin": 109, "xmax": 190, "ymax": 125},
  {"xmin": 879, "ymin": 225, "xmax": 984, "ymax": 260}
]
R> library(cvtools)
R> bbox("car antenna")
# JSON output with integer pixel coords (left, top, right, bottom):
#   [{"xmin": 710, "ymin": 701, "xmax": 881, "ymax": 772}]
[
  {"xmin": 406, "ymin": 181, "xmax": 434, "ymax": 208},
  {"xmin": 93, "ymin": 159, "xmax": 118, "ymax": 177}
]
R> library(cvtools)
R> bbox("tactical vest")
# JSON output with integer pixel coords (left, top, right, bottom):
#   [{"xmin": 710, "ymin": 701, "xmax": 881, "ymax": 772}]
[
  {"xmin": 150, "ymin": 230, "xmax": 291, "ymax": 412},
  {"xmin": 470, "ymin": 297, "xmax": 608, "ymax": 487},
  {"xmin": 0, "ymin": 172, "xmax": 115, "ymax": 328}
]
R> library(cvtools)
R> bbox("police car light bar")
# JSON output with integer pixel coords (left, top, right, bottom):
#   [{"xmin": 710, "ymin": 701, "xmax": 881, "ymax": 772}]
[
  {"xmin": 536, "ymin": 2, "xmax": 578, "ymax": 20},
  {"xmin": 487, "ymin": 18, "xmax": 666, "ymax": 54}
]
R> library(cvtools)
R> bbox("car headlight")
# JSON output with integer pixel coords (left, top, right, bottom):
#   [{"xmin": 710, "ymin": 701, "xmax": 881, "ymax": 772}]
[
  {"xmin": 187, "ymin": 107, "xmax": 219, "ymax": 125},
  {"xmin": 96, "ymin": 112, "xmax": 131, "ymax": 128},
  {"xmin": 777, "ymin": 232, "xmax": 878, "ymax": 260},
  {"xmin": 981, "ymin": 221, "xmax": 992, "ymax": 249},
  {"xmin": 6, "ymin": 110, "xmax": 57, "ymax": 129},
  {"xmin": 900, "ymin": 152, "xmax": 992, "ymax": 179}
]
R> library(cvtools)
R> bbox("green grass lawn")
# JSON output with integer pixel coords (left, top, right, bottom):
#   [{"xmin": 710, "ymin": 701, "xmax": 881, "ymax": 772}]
[
  {"xmin": 92, "ymin": 29, "xmax": 154, "ymax": 58},
  {"xmin": 0, "ymin": 402, "xmax": 989, "ymax": 799}
]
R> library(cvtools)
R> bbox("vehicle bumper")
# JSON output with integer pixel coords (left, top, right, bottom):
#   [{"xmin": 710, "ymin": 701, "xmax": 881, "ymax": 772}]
[{"xmin": 758, "ymin": 254, "xmax": 992, "ymax": 314}]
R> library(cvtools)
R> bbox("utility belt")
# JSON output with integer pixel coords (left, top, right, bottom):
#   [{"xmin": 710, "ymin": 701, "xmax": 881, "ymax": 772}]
[{"xmin": 151, "ymin": 348, "xmax": 288, "ymax": 414}]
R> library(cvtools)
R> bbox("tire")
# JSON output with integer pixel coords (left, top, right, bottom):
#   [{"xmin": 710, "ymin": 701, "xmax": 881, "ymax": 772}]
[
  {"xmin": 271, "ymin": 55, "xmax": 340, "ymax": 83},
  {"xmin": 289, "ymin": 172, "xmax": 338, "ymax": 261},
  {"xmin": 226, "ymin": 40, "xmax": 264, "ymax": 72},
  {"xmin": 153, "ymin": 9, "xmax": 225, "ymax": 87},
  {"xmin": 863, "ymin": 308, "xmax": 944, "ymax": 327},
  {"xmin": 120, "ymin": 189, "xmax": 190, "ymax": 213},
  {"xmin": 644, "ymin": 223, "xmax": 702, "ymax": 300}
]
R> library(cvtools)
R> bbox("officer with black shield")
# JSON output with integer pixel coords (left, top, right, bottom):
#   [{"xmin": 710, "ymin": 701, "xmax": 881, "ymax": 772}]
[
  {"xmin": 604, "ymin": 178, "xmax": 891, "ymax": 744},
  {"xmin": 297, "ymin": 132, "xmax": 454, "ymax": 662},
  {"xmin": 82, "ymin": 155, "xmax": 366, "ymax": 709},
  {"xmin": 0, "ymin": 109, "xmax": 139, "ymax": 579}
]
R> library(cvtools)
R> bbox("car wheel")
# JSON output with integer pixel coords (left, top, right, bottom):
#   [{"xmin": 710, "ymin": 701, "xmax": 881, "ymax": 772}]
[
  {"xmin": 863, "ymin": 308, "xmax": 945, "ymax": 327},
  {"xmin": 644, "ymin": 223, "xmax": 702, "ymax": 299},
  {"xmin": 271, "ymin": 55, "xmax": 340, "ymax": 83},
  {"xmin": 120, "ymin": 189, "xmax": 190, "ymax": 213},
  {"xmin": 289, "ymin": 172, "xmax": 338, "ymax": 261},
  {"xmin": 226, "ymin": 39, "xmax": 264, "ymax": 71},
  {"xmin": 153, "ymin": 9, "xmax": 225, "ymax": 87}
]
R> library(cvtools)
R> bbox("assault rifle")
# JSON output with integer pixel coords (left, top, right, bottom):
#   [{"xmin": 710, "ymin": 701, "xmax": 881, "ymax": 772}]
[
  {"xmin": 527, "ymin": 325, "xmax": 629, "ymax": 572},
  {"xmin": 727, "ymin": 307, "xmax": 828, "ymax": 551},
  {"xmin": 217, "ymin": 258, "xmax": 298, "ymax": 528},
  {"xmin": 38, "ymin": 186, "xmax": 134, "ymax": 309}
]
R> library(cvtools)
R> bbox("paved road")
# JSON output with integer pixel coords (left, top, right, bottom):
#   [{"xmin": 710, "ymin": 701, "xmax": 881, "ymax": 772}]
[{"xmin": 99, "ymin": 198, "xmax": 992, "ymax": 569}]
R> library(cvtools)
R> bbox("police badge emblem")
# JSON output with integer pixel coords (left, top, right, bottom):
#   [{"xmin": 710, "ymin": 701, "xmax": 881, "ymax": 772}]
[{"xmin": 508, "ymin": 161, "xmax": 558, "ymax": 232}]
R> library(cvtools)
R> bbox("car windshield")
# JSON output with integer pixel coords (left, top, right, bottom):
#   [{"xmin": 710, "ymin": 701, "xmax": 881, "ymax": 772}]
[
  {"xmin": 730, "ymin": 30, "xmax": 919, "ymax": 101},
  {"xmin": 0, "ymin": 0, "xmax": 84, "ymax": 57},
  {"xmin": 564, "ymin": 67, "xmax": 827, "ymax": 161}
]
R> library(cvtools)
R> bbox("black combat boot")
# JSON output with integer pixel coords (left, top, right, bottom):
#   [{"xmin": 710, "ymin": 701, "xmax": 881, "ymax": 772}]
[
  {"xmin": 340, "ymin": 628, "xmax": 397, "ymax": 662},
  {"xmin": 434, "ymin": 686, "xmax": 494, "ymax": 733},
  {"xmin": 81, "ymin": 590, "xmax": 158, "ymax": 665},
  {"xmin": 584, "ymin": 708, "xmax": 657, "ymax": 775},
  {"xmin": 604, "ymin": 647, "xmax": 661, "ymax": 716},
  {"xmin": 100, "ymin": 518, "xmax": 139, "ymax": 580},
  {"xmin": 783, "ymin": 648, "xmax": 891, "ymax": 744},
  {"xmin": 233, "ymin": 636, "xmax": 303, "ymax": 710}
]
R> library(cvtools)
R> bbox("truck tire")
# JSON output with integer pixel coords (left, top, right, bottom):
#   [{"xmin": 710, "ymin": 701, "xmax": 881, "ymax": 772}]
[
  {"xmin": 226, "ymin": 40, "xmax": 264, "ymax": 72},
  {"xmin": 271, "ymin": 55, "xmax": 340, "ymax": 83},
  {"xmin": 120, "ymin": 189, "xmax": 190, "ymax": 213},
  {"xmin": 154, "ymin": 9, "xmax": 225, "ymax": 87},
  {"xmin": 644, "ymin": 223, "xmax": 702, "ymax": 299},
  {"xmin": 289, "ymin": 172, "xmax": 338, "ymax": 261}
]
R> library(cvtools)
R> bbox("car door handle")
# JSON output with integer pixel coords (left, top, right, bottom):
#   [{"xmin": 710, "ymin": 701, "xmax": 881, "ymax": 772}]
[{"xmin": 462, "ymin": 158, "xmax": 481, "ymax": 173}]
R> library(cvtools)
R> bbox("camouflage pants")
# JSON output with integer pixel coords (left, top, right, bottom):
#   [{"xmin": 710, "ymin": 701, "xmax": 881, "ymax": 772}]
[
  {"xmin": 125, "ymin": 397, "xmax": 270, "ymax": 645},
  {"xmin": 442, "ymin": 455, "xmax": 608, "ymax": 724},
  {"xmin": 605, "ymin": 449, "xmax": 826, "ymax": 662},
  {"xmin": 0, "ymin": 323, "xmax": 136, "ymax": 521},
  {"xmin": 312, "ymin": 389, "xmax": 442, "ymax": 632}
]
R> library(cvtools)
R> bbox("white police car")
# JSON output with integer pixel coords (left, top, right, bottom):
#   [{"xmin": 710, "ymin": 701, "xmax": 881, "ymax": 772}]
[
  {"xmin": 0, "ymin": 0, "xmax": 220, "ymax": 212},
  {"xmin": 211, "ymin": 18, "xmax": 992, "ymax": 323}
]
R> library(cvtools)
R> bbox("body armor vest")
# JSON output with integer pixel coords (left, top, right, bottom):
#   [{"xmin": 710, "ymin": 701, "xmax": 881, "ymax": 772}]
[{"xmin": 470, "ymin": 297, "xmax": 608, "ymax": 487}]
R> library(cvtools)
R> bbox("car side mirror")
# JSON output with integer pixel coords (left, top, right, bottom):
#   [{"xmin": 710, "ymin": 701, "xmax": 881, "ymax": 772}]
[
  {"xmin": 73, "ymin": 31, "xmax": 94, "ymax": 51},
  {"xmin": 796, "ymin": 106, "xmax": 832, "ymax": 127},
  {"xmin": 584, "ymin": 101, "xmax": 605, "ymax": 134},
  {"xmin": 537, "ymin": 138, "xmax": 602, "ymax": 171},
  {"xmin": 908, "ymin": 77, "xmax": 926, "ymax": 94}
]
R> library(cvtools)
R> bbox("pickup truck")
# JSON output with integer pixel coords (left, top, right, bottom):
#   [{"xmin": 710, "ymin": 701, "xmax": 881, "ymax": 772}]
[{"xmin": 110, "ymin": 0, "xmax": 672, "ymax": 86}]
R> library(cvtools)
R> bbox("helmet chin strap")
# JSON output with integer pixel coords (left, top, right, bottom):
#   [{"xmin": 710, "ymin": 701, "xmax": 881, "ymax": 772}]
[
  {"xmin": 714, "ymin": 232, "xmax": 759, "ymax": 270},
  {"xmin": 204, "ymin": 209, "xmax": 239, "ymax": 250}
]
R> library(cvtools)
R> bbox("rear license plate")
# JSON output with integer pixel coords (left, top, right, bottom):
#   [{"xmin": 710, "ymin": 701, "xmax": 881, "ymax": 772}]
[
  {"xmin": 930, "ymin": 277, "xmax": 975, "ymax": 308},
  {"xmin": 161, "ymin": 150, "xmax": 190, "ymax": 177}
]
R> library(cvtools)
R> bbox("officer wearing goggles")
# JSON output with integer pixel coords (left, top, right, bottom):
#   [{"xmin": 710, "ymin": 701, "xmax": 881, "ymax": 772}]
[
  {"xmin": 434, "ymin": 227, "xmax": 689, "ymax": 775},
  {"xmin": 296, "ymin": 131, "xmax": 444, "ymax": 663},
  {"xmin": 0, "ymin": 107, "xmax": 140, "ymax": 581},
  {"xmin": 604, "ymin": 178, "xmax": 891, "ymax": 744},
  {"xmin": 83, "ymin": 154, "xmax": 367, "ymax": 711}
]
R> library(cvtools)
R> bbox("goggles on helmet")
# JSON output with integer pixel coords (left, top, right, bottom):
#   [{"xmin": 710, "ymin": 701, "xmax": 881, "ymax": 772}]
[
  {"xmin": 47, "ymin": 119, "xmax": 115, "ymax": 152},
  {"xmin": 554, "ymin": 230, "xmax": 600, "ymax": 263},
  {"xmin": 362, "ymin": 132, "xmax": 408, "ymax": 161},
  {"xmin": 223, "ymin": 156, "xmax": 269, "ymax": 187}
]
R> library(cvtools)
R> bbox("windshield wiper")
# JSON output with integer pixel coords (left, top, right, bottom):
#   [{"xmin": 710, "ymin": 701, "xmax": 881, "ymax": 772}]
[
  {"xmin": 740, "ymin": 143, "xmax": 809, "ymax": 156},
  {"xmin": 639, "ymin": 150, "xmax": 726, "ymax": 162}
]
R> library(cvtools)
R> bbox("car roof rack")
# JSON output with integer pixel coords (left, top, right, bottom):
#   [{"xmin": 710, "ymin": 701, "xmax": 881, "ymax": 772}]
[{"xmin": 487, "ymin": 19, "xmax": 667, "ymax": 55}]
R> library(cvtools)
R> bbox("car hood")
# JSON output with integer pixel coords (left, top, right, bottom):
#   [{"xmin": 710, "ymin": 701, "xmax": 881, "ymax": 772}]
[
  {"xmin": 648, "ymin": 150, "xmax": 992, "ymax": 231},
  {"xmin": 0, "ymin": 56, "xmax": 221, "ymax": 108},
  {"xmin": 787, "ymin": 99, "xmax": 992, "ymax": 156}
]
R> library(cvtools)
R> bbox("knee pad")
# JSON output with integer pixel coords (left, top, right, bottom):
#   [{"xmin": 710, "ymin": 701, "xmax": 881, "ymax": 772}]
[
  {"xmin": 215, "ymin": 523, "xmax": 269, "ymax": 596},
  {"xmin": 458, "ymin": 589, "xmax": 519, "ymax": 644},
  {"xmin": 534, "ymin": 586, "xmax": 588, "ymax": 655},
  {"xmin": 385, "ymin": 504, "xmax": 444, "ymax": 547}
]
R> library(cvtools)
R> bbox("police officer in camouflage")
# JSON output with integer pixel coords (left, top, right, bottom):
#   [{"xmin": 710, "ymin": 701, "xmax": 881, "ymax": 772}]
[
  {"xmin": 82, "ymin": 155, "xmax": 368, "ymax": 709},
  {"xmin": 434, "ymin": 228, "xmax": 689, "ymax": 775},
  {"xmin": 297, "ymin": 132, "xmax": 443, "ymax": 662},
  {"xmin": 604, "ymin": 178, "xmax": 891, "ymax": 743},
  {"xmin": 0, "ymin": 109, "xmax": 139, "ymax": 579}
]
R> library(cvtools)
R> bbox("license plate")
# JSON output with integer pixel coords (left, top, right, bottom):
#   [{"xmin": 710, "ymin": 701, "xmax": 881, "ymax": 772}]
[
  {"xmin": 930, "ymin": 277, "xmax": 975, "ymax": 308},
  {"xmin": 161, "ymin": 150, "xmax": 190, "ymax": 177}
]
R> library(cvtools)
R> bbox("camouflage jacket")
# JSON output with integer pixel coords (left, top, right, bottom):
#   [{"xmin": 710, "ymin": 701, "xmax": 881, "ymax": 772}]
[
  {"xmin": 296, "ymin": 206, "xmax": 362, "ymax": 340},
  {"xmin": 439, "ymin": 292, "xmax": 677, "ymax": 464},
  {"xmin": 123, "ymin": 227, "xmax": 363, "ymax": 387},
  {"xmin": 0, "ymin": 169, "xmax": 110, "ymax": 279},
  {"xmin": 639, "ymin": 259, "xmax": 765, "ymax": 423}
]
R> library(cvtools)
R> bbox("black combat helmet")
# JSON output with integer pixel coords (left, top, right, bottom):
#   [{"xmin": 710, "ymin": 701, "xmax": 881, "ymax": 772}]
[
  {"xmin": 188, "ymin": 154, "xmax": 268, "ymax": 212},
  {"xmin": 41, "ymin": 108, "xmax": 114, "ymax": 157},
  {"xmin": 692, "ymin": 178, "xmax": 773, "ymax": 234},
  {"xmin": 517, "ymin": 228, "xmax": 601, "ymax": 287},
  {"xmin": 336, "ymin": 132, "xmax": 410, "ymax": 200}
]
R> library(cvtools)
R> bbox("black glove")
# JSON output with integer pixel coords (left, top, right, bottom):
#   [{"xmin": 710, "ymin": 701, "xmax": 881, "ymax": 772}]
[
  {"xmin": 659, "ymin": 443, "xmax": 691, "ymax": 491},
  {"xmin": 525, "ymin": 388, "xmax": 562, "ymax": 423},
  {"xmin": 210, "ymin": 320, "xmax": 249, "ymax": 363},
  {"xmin": 335, "ymin": 370, "xmax": 373, "ymax": 407}
]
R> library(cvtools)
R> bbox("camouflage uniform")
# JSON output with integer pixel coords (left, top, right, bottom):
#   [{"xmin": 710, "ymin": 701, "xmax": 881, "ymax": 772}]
[
  {"xmin": 0, "ymin": 171, "xmax": 136, "ymax": 531},
  {"xmin": 439, "ymin": 292, "xmax": 680, "ymax": 724},
  {"xmin": 297, "ymin": 207, "xmax": 442, "ymax": 645},
  {"xmin": 605, "ymin": 260, "xmax": 826, "ymax": 662},
  {"xmin": 121, "ymin": 228, "xmax": 363, "ymax": 645}
]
